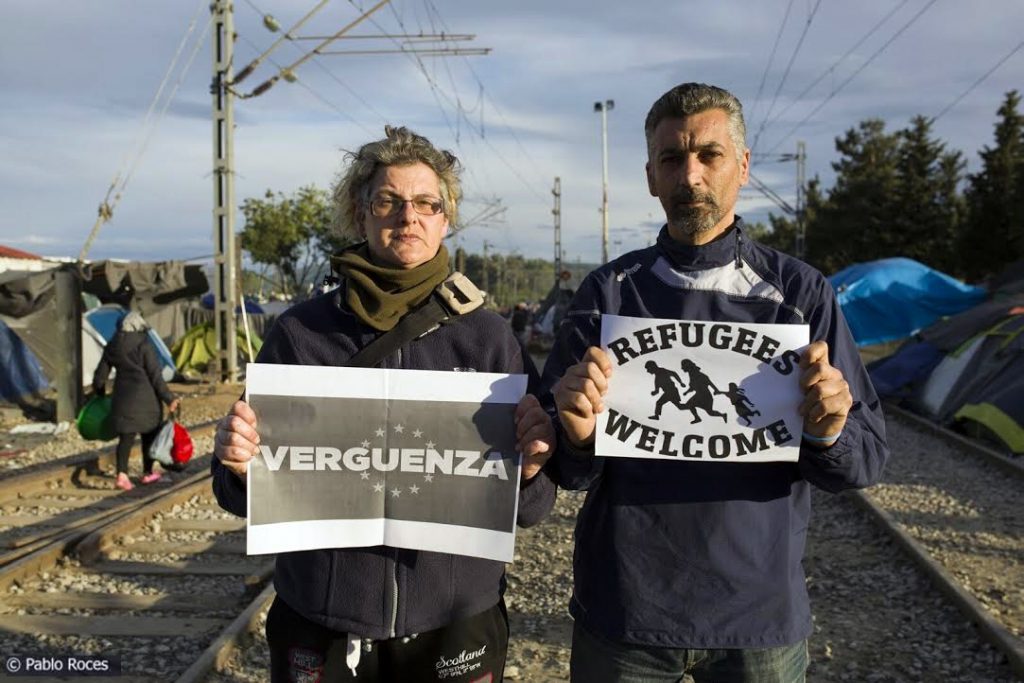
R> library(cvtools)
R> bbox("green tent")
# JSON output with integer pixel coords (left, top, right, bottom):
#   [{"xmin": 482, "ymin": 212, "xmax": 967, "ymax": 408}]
[{"xmin": 171, "ymin": 322, "xmax": 261, "ymax": 380}]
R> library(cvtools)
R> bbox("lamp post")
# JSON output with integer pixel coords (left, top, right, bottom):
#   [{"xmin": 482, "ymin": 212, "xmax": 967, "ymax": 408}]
[{"xmin": 594, "ymin": 99, "xmax": 614, "ymax": 263}]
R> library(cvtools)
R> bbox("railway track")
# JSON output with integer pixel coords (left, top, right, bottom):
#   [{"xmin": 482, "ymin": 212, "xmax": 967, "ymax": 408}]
[
  {"xmin": 836, "ymin": 404, "xmax": 1024, "ymax": 679},
  {"xmin": 205, "ymin": 407, "xmax": 1024, "ymax": 682},
  {"xmin": 0, "ymin": 422, "xmax": 280, "ymax": 681},
  {"xmin": 1, "ymin": 399, "xmax": 1022, "ymax": 681}
]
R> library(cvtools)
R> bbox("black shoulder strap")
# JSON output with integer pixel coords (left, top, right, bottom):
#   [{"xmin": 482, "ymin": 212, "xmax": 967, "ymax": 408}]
[
  {"xmin": 345, "ymin": 272, "xmax": 485, "ymax": 369},
  {"xmin": 346, "ymin": 296, "xmax": 449, "ymax": 368}
]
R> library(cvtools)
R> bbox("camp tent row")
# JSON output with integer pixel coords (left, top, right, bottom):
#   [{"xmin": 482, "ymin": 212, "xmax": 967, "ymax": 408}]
[
  {"xmin": 0, "ymin": 253, "xmax": 209, "ymax": 416},
  {"xmin": 843, "ymin": 258, "xmax": 1024, "ymax": 456}
]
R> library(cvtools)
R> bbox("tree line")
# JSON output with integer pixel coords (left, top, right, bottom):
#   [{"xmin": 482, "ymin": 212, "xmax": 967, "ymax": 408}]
[
  {"xmin": 239, "ymin": 91, "xmax": 1023, "ymax": 302},
  {"xmin": 752, "ymin": 90, "xmax": 1023, "ymax": 281}
]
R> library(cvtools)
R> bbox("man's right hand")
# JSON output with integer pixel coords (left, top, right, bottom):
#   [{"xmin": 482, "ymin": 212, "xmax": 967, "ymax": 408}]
[
  {"xmin": 214, "ymin": 400, "xmax": 259, "ymax": 480},
  {"xmin": 552, "ymin": 346, "xmax": 613, "ymax": 448}
]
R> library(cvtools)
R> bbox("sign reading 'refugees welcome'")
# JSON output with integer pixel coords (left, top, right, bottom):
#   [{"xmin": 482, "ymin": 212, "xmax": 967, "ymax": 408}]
[
  {"xmin": 245, "ymin": 363, "xmax": 526, "ymax": 563},
  {"xmin": 597, "ymin": 315, "xmax": 809, "ymax": 462}
]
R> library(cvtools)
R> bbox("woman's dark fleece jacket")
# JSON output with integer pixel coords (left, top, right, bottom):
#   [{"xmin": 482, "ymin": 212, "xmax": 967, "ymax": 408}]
[
  {"xmin": 92, "ymin": 330, "xmax": 175, "ymax": 434},
  {"xmin": 211, "ymin": 289, "xmax": 557, "ymax": 640}
]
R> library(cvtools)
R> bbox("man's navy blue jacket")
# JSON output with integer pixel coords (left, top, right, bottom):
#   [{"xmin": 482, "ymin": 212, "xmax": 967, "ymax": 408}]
[
  {"xmin": 212, "ymin": 289, "xmax": 556, "ymax": 640},
  {"xmin": 541, "ymin": 221, "xmax": 889, "ymax": 648}
]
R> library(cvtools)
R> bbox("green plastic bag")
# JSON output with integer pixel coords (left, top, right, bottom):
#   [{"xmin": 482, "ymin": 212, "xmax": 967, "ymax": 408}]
[{"xmin": 76, "ymin": 395, "xmax": 116, "ymax": 441}]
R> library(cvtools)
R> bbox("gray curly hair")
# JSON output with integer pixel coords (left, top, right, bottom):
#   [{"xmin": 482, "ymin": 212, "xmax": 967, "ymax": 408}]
[
  {"xmin": 331, "ymin": 125, "xmax": 463, "ymax": 241},
  {"xmin": 644, "ymin": 83, "xmax": 747, "ymax": 164}
]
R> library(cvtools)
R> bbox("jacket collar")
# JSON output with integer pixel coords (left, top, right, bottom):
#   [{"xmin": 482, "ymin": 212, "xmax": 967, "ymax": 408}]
[{"xmin": 655, "ymin": 217, "xmax": 745, "ymax": 271}]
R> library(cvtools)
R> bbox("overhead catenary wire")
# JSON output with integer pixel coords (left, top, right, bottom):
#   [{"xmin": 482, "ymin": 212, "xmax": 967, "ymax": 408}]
[
  {"xmin": 236, "ymin": 32, "xmax": 377, "ymax": 137},
  {"xmin": 931, "ymin": 40, "xmax": 1024, "ymax": 124},
  {"xmin": 233, "ymin": 0, "xmax": 331, "ymax": 85},
  {"xmin": 236, "ymin": 0, "xmax": 393, "ymax": 99},
  {"xmin": 750, "ymin": 0, "xmax": 823, "ymax": 154},
  {"xmin": 396, "ymin": 0, "xmax": 549, "ymax": 203},
  {"xmin": 761, "ymin": 0, "xmax": 939, "ymax": 157},
  {"xmin": 749, "ymin": 0, "xmax": 796, "ymax": 139},
  {"xmin": 422, "ymin": 0, "xmax": 550, "ymax": 186},
  {"xmin": 754, "ymin": 0, "xmax": 911, "ymax": 149},
  {"xmin": 235, "ymin": 0, "xmax": 390, "ymax": 129},
  {"xmin": 347, "ymin": 0, "xmax": 548, "ymax": 204},
  {"xmin": 78, "ymin": 0, "xmax": 210, "ymax": 263}
]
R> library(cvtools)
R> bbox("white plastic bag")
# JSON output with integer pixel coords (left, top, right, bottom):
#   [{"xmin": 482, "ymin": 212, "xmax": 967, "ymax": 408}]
[{"xmin": 148, "ymin": 420, "xmax": 175, "ymax": 467}]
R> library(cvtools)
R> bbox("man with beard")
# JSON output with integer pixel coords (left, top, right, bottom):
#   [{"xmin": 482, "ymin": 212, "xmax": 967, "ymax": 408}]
[{"xmin": 541, "ymin": 83, "xmax": 888, "ymax": 682}]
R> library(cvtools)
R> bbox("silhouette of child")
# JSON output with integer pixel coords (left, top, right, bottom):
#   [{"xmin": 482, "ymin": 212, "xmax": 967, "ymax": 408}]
[{"xmin": 719, "ymin": 382, "xmax": 762, "ymax": 426}]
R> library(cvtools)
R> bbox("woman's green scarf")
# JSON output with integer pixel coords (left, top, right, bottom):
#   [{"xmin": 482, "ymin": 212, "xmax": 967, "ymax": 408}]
[{"xmin": 330, "ymin": 243, "xmax": 450, "ymax": 331}]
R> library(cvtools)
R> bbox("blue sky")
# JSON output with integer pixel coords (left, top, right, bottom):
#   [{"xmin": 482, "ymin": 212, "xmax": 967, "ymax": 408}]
[{"xmin": 2, "ymin": 0, "xmax": 1022, "ymax": 266}]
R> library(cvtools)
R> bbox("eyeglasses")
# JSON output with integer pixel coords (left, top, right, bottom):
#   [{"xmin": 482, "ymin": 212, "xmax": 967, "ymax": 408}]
[{"xmin": 367, "ymin": 193, "xmax": 445, "ymax": 218}]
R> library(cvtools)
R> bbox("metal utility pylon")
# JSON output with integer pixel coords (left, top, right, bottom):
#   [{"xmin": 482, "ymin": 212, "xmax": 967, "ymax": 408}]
[
  {"xmin": 552, "ymin": 177, "xmax": 562, "ymax": 282},
  {"xmin": 594, "ymin": 100, "xmax": 614, "ymax": 264},
  {"xmin": 211, "ymin": 0, "xmax": 239, "ymax": 381},
  {"xmin": 794, "ymin": 141, "xmax": 807, "ymax": 261}
]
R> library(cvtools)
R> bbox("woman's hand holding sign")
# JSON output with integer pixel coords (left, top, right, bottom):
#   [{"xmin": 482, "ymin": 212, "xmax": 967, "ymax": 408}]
[
  {"xmin": 798, "ymin": 341, "xmax": 852, "ymax": 447},
  {"xmin": 515, "ymin": 394, "xmax": 556, "ymax": 480},
  {"xmin": 553, "ymin": 346, "xmax": 613, "ymax": 448},
  {"xmin": 214, "ymin": 400, "xmax": 260, "ymax": 480}
]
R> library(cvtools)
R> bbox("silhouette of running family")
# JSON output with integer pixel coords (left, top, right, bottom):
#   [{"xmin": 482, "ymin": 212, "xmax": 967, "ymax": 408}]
[{"xmin": 644, "ymin": 360, "xmax": 762, "ymax": 425}]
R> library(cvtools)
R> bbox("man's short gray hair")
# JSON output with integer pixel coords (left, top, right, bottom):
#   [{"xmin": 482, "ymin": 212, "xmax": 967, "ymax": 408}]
[
  {"xmin": 331, "ymin": 125, "xmax": 462, "ymax": 240},
  {"xmin": 644, "ymin": 83, "xmax": 747, "ymax": 163}
]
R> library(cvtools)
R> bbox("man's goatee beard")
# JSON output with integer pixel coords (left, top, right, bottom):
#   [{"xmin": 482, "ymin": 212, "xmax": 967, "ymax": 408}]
[{"xmin": 671, "ymin": 207, "xmax": 722, "ymax": 236}]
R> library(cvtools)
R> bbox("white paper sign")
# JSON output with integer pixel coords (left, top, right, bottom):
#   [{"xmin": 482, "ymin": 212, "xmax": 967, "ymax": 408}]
[
  {"xmin": 245, "ymin": 363, "xmax": 527, "ymax": 562},
  {"xmin": 596, "ymin": 315, "xmax": 809, "ymax": 462}
]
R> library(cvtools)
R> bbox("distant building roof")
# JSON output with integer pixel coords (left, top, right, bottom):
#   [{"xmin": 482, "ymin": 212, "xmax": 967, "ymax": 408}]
[{"xmin": 0, "ymin": 245, "xmax": 43, "ymax": 260}]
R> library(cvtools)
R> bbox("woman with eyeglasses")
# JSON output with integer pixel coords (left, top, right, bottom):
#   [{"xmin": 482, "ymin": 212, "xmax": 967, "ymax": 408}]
[{"xmin": 211, "ymin": 126, "xmax": 557, "ymax": 682}]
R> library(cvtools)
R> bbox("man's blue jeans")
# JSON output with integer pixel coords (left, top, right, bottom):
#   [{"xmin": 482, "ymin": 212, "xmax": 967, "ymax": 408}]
[{"xmin": 570, "ymin": 620, "xmax": 808, "ymax": 683}]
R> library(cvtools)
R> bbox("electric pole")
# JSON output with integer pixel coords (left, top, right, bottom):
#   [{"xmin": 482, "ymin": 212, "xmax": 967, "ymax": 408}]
[
  {"xmin": 211, "ymin": 0, "xmax": 239, "ymax": 382},
  {"xmin": 794, "ymin": 141, "xmax": 807, "ymax": 261},
  {"xmin": 482, "ymin": 240, "xmax": 492, "ymax": 299},
  {"xmin": 594, "ymin": 99, "xmax": 614, "ymax": 264},
  {"xmin": 552, "ymin": 177, "xmax": 562, "ymax": 284}
]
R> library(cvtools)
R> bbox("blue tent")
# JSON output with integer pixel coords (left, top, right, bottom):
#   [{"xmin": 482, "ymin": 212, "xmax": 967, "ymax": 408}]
[
  {"xmin": 0, "ymin": 318, "xmax": 48, "ymax": 403},
  {"xmin": 200, "ymin": 292, "xmax": 264, "ymax": 314},
  {"xmin": 829, "ymin": 258, "xmax": 986, "ymax": 346},
  {"xmin": 85, "ymin": 305, "xmax": 177, "ymax": 382}
]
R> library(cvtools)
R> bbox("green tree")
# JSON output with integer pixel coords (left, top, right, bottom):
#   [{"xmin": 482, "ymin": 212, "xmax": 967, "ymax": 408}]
[
  {"xmin": 239, "ymin": 186, "xmax": 350, "ymax": 298},
  {"xmin": 961, "ymin": 90, "xmax": 1024, "ymax": 281},
  {"xmin": 891, "ymin": 115, "xmax": 966, "ymax": 275},
  {"xmin": 809, "ymin": 119, "xmax": 902, "ymax": 273},
  {"xmin": 757, "ymin": 177, "xmax": 826, "ymax": 261}
]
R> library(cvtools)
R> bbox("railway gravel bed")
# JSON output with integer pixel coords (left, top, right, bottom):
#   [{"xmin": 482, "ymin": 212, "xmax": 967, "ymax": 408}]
[
  {"xmin": 0, "ymin": 382, "xmax": 240, "ymax": 478},
  {"xmin": 2, "ymin": 383, "xmax": 1022, "ymax": 681},
  {"xmin": 207, "ymin": 413, "xmax": 1024, "ymax": 682},
  {"xmin": 0, "ymin": 487, "xmax": 262, "ymax": 681},
  {"xmin": 867, "ymin": 411, "xmax": 1024, "ymax": 637}
]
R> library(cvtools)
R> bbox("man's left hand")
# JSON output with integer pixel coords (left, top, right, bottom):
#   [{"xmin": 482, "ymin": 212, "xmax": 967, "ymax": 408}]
[
  {"xmin": 798, "ymin": 341, "xmax": 851, "ymax": 444},
  {"xmin": 515, "ymin": 393, "xmax": 555, "ymax": 480}
]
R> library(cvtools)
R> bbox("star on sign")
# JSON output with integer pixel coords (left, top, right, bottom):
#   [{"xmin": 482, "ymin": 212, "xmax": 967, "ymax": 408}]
[
  {"xmin": 424, "ymin": 474, "xmax": 434, "ymax": 483},
  {"xmin": 409, "ymin": 485, "xmax": 420, "ymax": 494},
  {"xmin": 413, "ymin": 428, "xmax": 423, "ymax": 438},
  {"xmin": 375, "ymin": 428, "xmax": 386, "ymax": 437},
  {"xmin": 360, "ymin": 472, "xmax": 370, "ymax": 480},
  {"xmin": 373, "ymin": 482, "xmax": 385, "ymax": 493},
  {"xmin": 394, "ymin": 424, "xmax": 404, "ymax": 434},
  {"xmin": 390, "ymin": 488, "xmax": 402, "ymax": 498},
  {"xmin": 361, "ymin": 440, "xmax": 370, "ymax": 448},
  {"xmin": 425, "ymin": 441, "xmax": 435, "ymax": 449}
]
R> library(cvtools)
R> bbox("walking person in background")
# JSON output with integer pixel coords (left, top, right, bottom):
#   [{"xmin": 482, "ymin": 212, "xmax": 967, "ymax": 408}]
[
  {"xmin": 511, "ymin": 301, "xmax": 532, "ymax": 346},
  {"xmin": 212, "ymin": 125, "xmax": 556, "ymax": 682},
  {"xmin": 92, "ymin": 311, "xmax": 180, "ymax": 491},
  {"xmin": 545, "ymin": 82, "xmax": 889, "ymax": 682}
]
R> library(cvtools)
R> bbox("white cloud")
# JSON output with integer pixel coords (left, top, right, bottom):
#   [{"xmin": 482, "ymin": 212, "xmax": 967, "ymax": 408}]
[{"xmin": 3, "ymin": 0, "xmax": 1023, "ymax": 266}]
